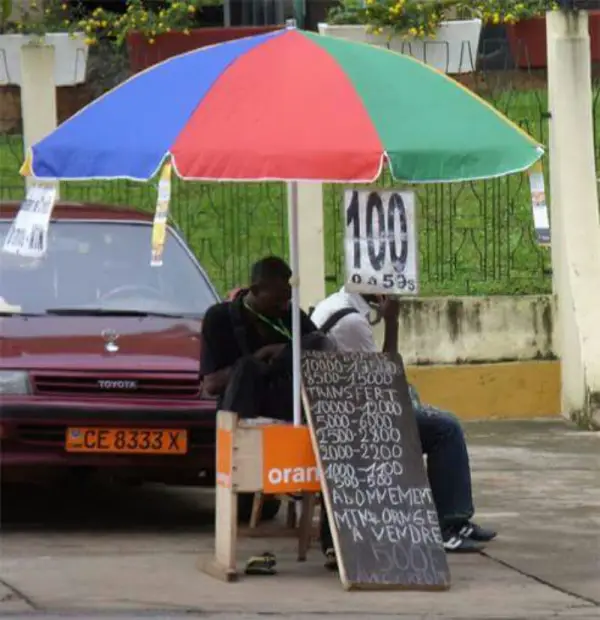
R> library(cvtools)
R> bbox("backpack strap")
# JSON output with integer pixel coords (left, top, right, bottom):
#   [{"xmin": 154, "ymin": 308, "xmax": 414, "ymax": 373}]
[{"xmin": 320, "ymin": 307, "xmax": 360, "ymax": 334}]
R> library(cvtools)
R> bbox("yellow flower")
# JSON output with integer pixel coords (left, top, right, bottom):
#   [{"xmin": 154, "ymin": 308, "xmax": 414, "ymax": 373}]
[
  {"xmin": 101, "ymin": 20, "xmax": 107, "ymax": 27},
  {"xmin": 408, "ymin": 27, "xmax": 417, "ymax": 36},
  {"xmin": 84, "ymin": 37, "xmax": 96, "ymax": 46},
  {"xmin": 61, "ymin": 3, "xmax": 67, "ymax": 9},
  {"xmin": 149, "ymin": 38, "xmax": 156, "ymax": 44},
  {"xmin": 188, "ymin": 4, "xmax": 196, "ymax": 12},
  {"xmin": 166, "ymin": 27, "xmax": 172, "ymax": 32},
  {"xmin": 492, "ymin": 12, "xmax": 500, "ymax": 24},
  {"xmin": 183, "ymin": 28, "xmax": 190, "ymax": 35}
]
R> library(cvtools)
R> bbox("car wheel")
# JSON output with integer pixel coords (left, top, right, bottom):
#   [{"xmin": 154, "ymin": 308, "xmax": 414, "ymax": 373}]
[{"xmin": 237, "ymin": 493, "xmax": 281, "ymax": 523}]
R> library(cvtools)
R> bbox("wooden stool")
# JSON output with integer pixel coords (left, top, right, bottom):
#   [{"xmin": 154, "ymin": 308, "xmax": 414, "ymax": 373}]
[{"xmin": 201, "ymin": 412, "xmax": 322, "ymax": 582}]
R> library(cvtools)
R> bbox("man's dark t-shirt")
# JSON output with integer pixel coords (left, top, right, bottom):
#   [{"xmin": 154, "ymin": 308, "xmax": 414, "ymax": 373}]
[{"xmin": 200, "ymin": 291, "xmax": 317, "ymax": 380}]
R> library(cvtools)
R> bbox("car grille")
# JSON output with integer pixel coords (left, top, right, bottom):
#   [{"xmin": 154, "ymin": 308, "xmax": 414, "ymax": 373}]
[{"xmin": 32, "ymin": 374, "xmax": 201, "ymax": 399}]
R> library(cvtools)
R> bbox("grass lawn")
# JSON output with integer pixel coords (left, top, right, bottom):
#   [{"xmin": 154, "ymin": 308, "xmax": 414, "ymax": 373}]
[{"xmin": 0, "ymin": 86, "xmax": 563, "ymax": 297}]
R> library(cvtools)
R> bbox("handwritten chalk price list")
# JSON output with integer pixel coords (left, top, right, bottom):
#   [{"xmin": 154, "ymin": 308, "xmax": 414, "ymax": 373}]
[
  {"xmin": 343, "ymin": 189, "xmax": 419, "ymax": 296},
  {"xmin": 2, "ymin": 183, "xmax": 57, "ymax": 258},
  {"xmin": 302, "ymin": 350, "xmax": 450, "ymax": 590}
]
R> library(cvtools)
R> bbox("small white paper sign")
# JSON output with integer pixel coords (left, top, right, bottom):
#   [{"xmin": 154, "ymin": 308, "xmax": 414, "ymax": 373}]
[
  {"xmin": 528, "ymin": 162, "xmax": 550, "ymax": 246},
  {"xmin": 2, "ymin": 183, "xmax": 57, "ymax": 258},
  {"xmin": 343, "ymin": 189, "xmax": 419, "ymax": 295}
]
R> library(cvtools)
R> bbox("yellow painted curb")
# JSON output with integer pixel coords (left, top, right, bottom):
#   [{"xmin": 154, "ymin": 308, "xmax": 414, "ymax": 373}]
[{"xmin": 406, "ymin": 361, "xmax": 561, "ymax": 420}]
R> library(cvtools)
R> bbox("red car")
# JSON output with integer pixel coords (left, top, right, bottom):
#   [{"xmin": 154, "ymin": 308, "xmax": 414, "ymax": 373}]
[{"xmin": 0, "ymin": 201, "xmax": 277, "ymax": 519}]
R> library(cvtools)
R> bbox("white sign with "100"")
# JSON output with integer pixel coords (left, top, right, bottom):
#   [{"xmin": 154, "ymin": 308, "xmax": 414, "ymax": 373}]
[{"xmin": 343, "ymin": 189, "xmax": 419, "ymax": 295}]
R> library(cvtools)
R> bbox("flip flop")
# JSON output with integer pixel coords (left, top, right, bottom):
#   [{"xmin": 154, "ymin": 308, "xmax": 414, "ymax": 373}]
[{"xmin": 245, "ymin": 551, "xmax": 277, "ymax": 576}]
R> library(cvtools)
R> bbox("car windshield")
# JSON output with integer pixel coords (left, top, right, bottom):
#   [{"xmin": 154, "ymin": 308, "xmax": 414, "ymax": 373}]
[{"xmin": 0, "ymin": 219, "xmax": 217, "ymax": 316}]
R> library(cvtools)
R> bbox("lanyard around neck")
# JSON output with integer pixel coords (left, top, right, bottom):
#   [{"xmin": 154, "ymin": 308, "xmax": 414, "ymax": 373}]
[{"xmin": 243, "ymin": 298, "xmax": 292, "ymax": 340}]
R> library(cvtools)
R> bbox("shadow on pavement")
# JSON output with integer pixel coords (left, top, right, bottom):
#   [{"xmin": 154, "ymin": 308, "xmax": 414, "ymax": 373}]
[{"xmin": 0, "ymin": 479, "xmax": 215, "ymax": 533}]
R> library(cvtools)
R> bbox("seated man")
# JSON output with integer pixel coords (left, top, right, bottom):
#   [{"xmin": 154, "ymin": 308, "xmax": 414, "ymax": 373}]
[
  {"xmin": 201, "ymin": 256, "xmax": 332, "ymax": 421},
  {"xmin": 311, "ymin": 287, "xmax": 497, "ymax": 560}
]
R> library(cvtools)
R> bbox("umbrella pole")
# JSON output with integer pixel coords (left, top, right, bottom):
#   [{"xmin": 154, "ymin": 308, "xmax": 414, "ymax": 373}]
[{"xmin": 287, "ymin": 181, "xmax": 302, "ymax": 426}]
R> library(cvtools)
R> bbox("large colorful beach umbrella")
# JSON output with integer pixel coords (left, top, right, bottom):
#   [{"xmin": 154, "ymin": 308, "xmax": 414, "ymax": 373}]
[
  {"xmin": 23, "ymin": 28, "xmax": 542, "ymax": 184},
  {"xmin": 21, "ymin": 27, "xmax": 543, "ymax": 424}
]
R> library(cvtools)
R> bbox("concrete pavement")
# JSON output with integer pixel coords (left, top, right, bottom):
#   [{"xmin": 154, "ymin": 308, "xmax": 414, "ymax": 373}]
[{"xmin": 0, "ymin": 419, "xmax": 599, "ymax": 619}]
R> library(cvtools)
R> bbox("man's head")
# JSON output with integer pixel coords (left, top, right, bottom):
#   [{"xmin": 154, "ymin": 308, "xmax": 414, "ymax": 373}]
[
  {"xmin": 359, "ymin": 294, "xmax": 400, "ymax": 326},
  {"xmin": 361, "ymin": 294, "xmax": 380, "ymax": 307},
  {"xmin": 358, "ymin": 294, "xmax": 382, "ymax": 325},
  {"xmin": 248, "ymin": 256, "xmax": 292, "ymax": 317}
]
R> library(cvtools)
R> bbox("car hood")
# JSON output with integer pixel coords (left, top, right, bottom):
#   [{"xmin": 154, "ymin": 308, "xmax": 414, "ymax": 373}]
[{"xmin": 0, "ymin": 316, "xmax": 203, "ymax": 372}]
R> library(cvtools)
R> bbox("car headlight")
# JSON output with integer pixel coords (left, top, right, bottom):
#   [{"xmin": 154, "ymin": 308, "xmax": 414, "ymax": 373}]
[{"xmin": 0, "ymin": 371, "xmax": 31, "ymax": 395}]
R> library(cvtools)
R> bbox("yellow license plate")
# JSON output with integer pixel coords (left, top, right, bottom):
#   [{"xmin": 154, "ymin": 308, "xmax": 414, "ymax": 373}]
[{"xmin": 65, "ymin": 428, "xmax": 188, "ymax": 455}]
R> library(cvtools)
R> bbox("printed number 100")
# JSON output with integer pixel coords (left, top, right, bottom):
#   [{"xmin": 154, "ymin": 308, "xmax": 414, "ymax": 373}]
[{"xmin": 347, "ymin": 190, "xmax": 408, "ymax": 273}]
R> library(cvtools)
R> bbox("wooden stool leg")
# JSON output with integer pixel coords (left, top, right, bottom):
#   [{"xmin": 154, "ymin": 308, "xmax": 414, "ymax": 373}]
[
  {"xmin": 297, "ymin": 492, "xmax": 316, "ymax": 561},
  {"xmin": 201, "ymin": 479, "xmax": 239, "ymax": 581},
  {"xmin": 249, "ymin": 492, "xmax": 264, "ymax": 529},
  {"xmin": 200, "ymin": 411, "xmax": 239, "ymax": 582}
]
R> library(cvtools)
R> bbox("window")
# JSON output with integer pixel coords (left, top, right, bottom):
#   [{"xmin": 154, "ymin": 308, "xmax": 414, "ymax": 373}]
[{"xmin": 0, "ymin": 220, "xmax": 218, "ymax": 316}]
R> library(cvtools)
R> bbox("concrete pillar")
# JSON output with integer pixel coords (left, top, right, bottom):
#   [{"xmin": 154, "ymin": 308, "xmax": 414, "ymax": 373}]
[
  {"xmin": 20, "ymin": 43, "xmax": 58, "ymax": 195},
  {"xmin": 546, "ymin": 10, "xmax": 600, "ymax": 429},
  {"xmin": 296, "ymin": 182, "xmax": 326, "ymax": 309}
]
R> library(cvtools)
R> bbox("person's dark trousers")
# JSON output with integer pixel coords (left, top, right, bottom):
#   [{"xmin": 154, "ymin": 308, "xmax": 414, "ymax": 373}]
[
  {"xmin": 319, "ymin": 405, "xmax": 475, "ymax": 553},
  {"xmin": 219, "ymin": 332, "xmax": 335, "ymax": 422},
  {"xmin": 320, "ymin": 499, "xmax": 334, "ymax": 554},
  {"xmin": 416, "ymin": 405, "xmax": 475, "ymax": 530}
]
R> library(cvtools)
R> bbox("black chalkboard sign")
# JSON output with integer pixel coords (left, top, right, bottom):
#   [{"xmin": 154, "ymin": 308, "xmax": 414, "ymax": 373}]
[{"xmin": 301, "ymin": 350, "xmax": 451, "ymax": 591}]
